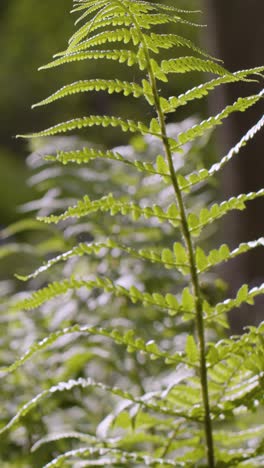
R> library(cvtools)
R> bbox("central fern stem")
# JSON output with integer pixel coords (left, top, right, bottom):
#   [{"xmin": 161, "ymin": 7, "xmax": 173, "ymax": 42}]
[
  {"xmin": 151, "ymin": 80, "xmax": 215, "ymax": 468},
  {"xmin": 149, "ymin": 72, "xmax": 215, "ymax": 468},
  {"xmin": 125, "ymin": 9, "xmax": 215, "ymax": 466}
]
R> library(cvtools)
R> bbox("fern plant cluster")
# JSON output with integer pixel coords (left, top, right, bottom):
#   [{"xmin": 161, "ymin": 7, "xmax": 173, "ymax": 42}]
[{"xmin": 1, "ymin": 0, "xmax": 264, "ymax": 466}]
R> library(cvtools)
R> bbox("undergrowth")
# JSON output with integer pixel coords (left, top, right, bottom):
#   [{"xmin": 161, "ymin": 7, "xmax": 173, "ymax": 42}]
[{"xmin": 1, "ymin": 1, "xmax": 264, "ymax": 467}]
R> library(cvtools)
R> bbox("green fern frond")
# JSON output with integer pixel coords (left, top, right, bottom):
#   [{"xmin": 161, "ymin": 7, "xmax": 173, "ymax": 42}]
[
  {"xmin": 68, "ymin": 8, "xmax": 205, "ymax": 56},
  {"xmin": 206, "ymin": 283, "xmax": 264, "ymax": 323},
  {"xmin": 215, "ymin": 425, "xmax": 264, "ymax": 447},
  {"xmin": 1, "ymin": 324, "xmax": 184, "ymax": 377},
  {"xmin": 207, "ymin": 113, "xmax": 264, "ymax": 176},
  {"xmin": 31, "ymin": 431, "xmax": 97, "ymax": 453},
  {"xmin": 17, "ymin": 239, "xmax": 189, "ymax": 282},
  {"xmin": 18, "ymin": 116, "xmax": 149, "ymax": 139},
  {"xmin": 189, "ymin": 188, "xmax": 264, "ymax": 236},
  {"xmin": 161, "ymin": 56, "xmax": 230, "ymax": 76},
  {"xmin": 32, "ymin": 79, "xmax": 148, "ymax": 108},
  {"xmin": 39, "ymin": 49, "xmax": 139, "ymax": 71},
  {"xmin": 42, "ymin": 447, "xmax": 180, "ymax": 468},
  {"xmin": 177, "ymin": 93, "xmax": 263, "ymax": 146},
  {"xmin": 37, "ymin": 193, "xmax": 181, "ymax": 227},
  {"xmin": 13, "ymin": 275, "xmax": 188, "ymax": 318},
  {"xmin": 46, "ymin": 147, "xmax": 165, "ymax": 178},
  {"xmin": 54, "ymin": 28, "xmax": 140, "ymax": 57},
  {"xmin": 48, "ymin": 148, "xmax": 168, "ymax": 180},
  {"xmin": 56, "ymin": 29, "xmax": 213, "ymax": 61},
  {"xmin": 0, "ymin": 376, "xmax": 200, "ymax": 439},
  {"xmin": 198, "ymin": 237, "xmax": 264, "ymax": 273},
  {"xmin": 143, "ymin": 2, "xmax": 202, "ymax": 15},
  {"xmin": 71, "ymin": 0, "xmax": 110, "ymax": 20},
  {"xmin": 144, "ymin": 33, "xmax": 216, "ymax": 59},
  {"xmin": 178, "ymin": 114, "xmax": 264, "ymax": 191},
  {"xmin": 73, "ymin": 1, "xmax": 114, "ymax": 25},
  {"xmin": 161, "ymin": 66, "xmax": 264, "ymax": 112}
]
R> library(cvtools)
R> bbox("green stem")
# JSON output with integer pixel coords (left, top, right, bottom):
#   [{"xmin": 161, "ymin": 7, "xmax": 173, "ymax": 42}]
[
  {"xmin": 150, "ymin": 68, "xmax": 215, "ymax": 468},
  {"xmin": 113, "ymin": 1, "xmax": 215, "ymax": 464},
  {"xmin": 127, "ymin": 14, "xmax": 215, "ymax": 468}
]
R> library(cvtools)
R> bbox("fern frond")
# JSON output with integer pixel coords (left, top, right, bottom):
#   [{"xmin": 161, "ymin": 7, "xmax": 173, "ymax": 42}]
[
  {"xmin": 70, "ymin": 2, "xmax": 127, "ymax": 42},
  {"xmin": 17, "ymin": 239, "xmax": 189, "ymax": 281},
  {"xmin": 189, "ymin": 188, "xmax": 264, "ymax": 236},
  {"xmin": 198, "ymin": 237, "xmax": 264, "ymax": 273},
  {"xmin": 13, "ymin": 275, "xmax": 187, "ymax": 318},
  {"xmin": 214, "ymin": 424, "xmax": 264, "ymax": 447},
  {"xmin": 69, "ymin": 17, "xmax": 136, "ymax": 48},
  {"xmin": 74, "ymin": 1, "xmax": 114, "ymax": 26},
  {"xmin": 32, "ymin": 79, "xmax": 148, "ymax": 108},
  {"xmin": 47, "ymin": 147, "xmax": 166, "ymax": 179},
  {"xmin": 37, "ymin": 193, "xmax": 181, "ymax": 227},
  {"xmin": 143, "ymin": 2, "xmax": 202, "ymax": 15},
  {"xmin": 18, "ymin": 116, "xmax": 149, "ymax": 139},
  {"xmin": 218, "ymin": 373, "xmax": 264, "ymax": 413},
  {"xmin": 177, "ymin": 93, "xmax": 262, "ymax": 146},
  {"xmin": 71, "ymin": 0, "xmax": 110, "ymax": 21},
  {"xmin": 161, "ymin": 66, "xmax": 264, "ymax": 112},
  {"xmin": 72, "ymin": 0, "xmax": 200, "ymax": 16},
  {"xmin": 178, "ymin": 114, "xmax": 264, "ymax": 191},
  {"xmin": 161, "ymin": 56, "xmax": 230, "ymax": 76},
  {"xmin": 42, "ymin": 447, "xmax": 181, "ymax": 468},
  {"xmin": 46, "ymin": 147, "xmax": 162, "ymax": 178},
  {"xmin": 57, "ymin": 29, "xmax": 212, "ymax": 61},
  {"xmin": 1, "ymin": 324, "xmax": 184, "ymax": 377},
  {"xmin": 54, "ymin": 28, "xmax": 140, "ymax": 57},
  {"xmin": 206, "ymin": 283, "xmax": 264, "ymax": 322},
  {"xmin": 144, "ymin": 33, "xmax": 215, "ymax": 60},
  {"xmin": 207, "ymin": 113, "xmax": 264, "ymax": 176},
  {"xmin": 39, "ymin": 49, "xmax": 139, "ymax": 71},
  {"xmin": 31, "ymin": 431, "xmax": 97, "ymax": 453},
  {"xmin": 0, "ymin": 376, "xmax": 200, "ymax": 438},
  {"xmin": 68, "ymin": 8, "xmax": 205, "ymax": 52}
]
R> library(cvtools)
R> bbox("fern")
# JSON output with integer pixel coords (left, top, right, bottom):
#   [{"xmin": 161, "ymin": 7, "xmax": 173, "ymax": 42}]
[{"xmin": 2, "ymin": 1, "xmax": 264, "ymax": 467}]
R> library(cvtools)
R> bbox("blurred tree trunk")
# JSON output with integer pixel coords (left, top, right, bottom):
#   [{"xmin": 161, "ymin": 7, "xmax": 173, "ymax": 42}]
[{"xmin": 203, "ymin": 0, "xmax": 264, "ymax": 332}]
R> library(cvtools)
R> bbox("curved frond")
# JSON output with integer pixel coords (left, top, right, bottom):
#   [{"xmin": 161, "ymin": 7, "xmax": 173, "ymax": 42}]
[
  {"xmin": 0, "ymin": 377, "xmax": 189, "ymax": 437},
  {"xmin": 161, "ymin": 56, "xmax": 230, "ymax": 76},
  {"xmin": 39, "ymin": 49, "xmax": 139, "ymax": 71},
  {"xmin": 206, "ymin": 283, "xmax": 264, "ymax": 322},
  {"xmin": 54, "ymin": 28, "xmax": 140, "ymax": 57},
  {"xmin": 17, "ymin": 239, "xmax": 189, "ymax": 282},
  {"xmin": 48, "ymin": 147, "xmax": 165, "ymax": 179},
  {"xmin": 178, "ymin": 113, "xmax": 264, "ymax": 191},
  {"xmin": 177, "ymin": 92, "xmax": 263, "ymax": 146},
  {"xmin": 13, "ymin": 275, "xmax": 186, "ymax": 318},
  {"xmin": 144, "ymin": 33, "xmax": 216, "ymax": 60},
  {"xmin": 32, "ymin": 79, "xmax": 148, "ymax": 108},
  {"xmin": 1, "ymin": 324, "xmax": 183, "ymax": 377},
  {"xmin": 37, "ymin": 193, "xmax": 181, "ymax": 227},
  {"xmin": 161, "ymin": 66, "xmax": 264, "ymax": 112},
  {"xmin": 189, "ymin": 188, "xmax": 264, "ymax": 236},
  {"xmin": 18, "ymin": 116, "xmax": 149, "ymax": 139},
  {"xmin": 43, "ymin": 447, "xmax": 180, "ymax": 468},
  {"xmin": 197, "ymin": 237, "xmax": 264, "ymax": 273}
]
